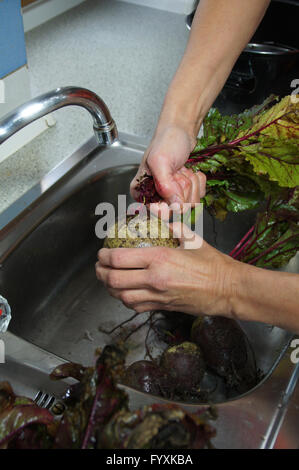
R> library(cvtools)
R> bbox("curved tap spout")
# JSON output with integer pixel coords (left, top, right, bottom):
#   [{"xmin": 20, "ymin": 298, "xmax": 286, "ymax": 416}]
[{"xmin": 0, "ymin": 87, "xmax": 118, "ymax": 146}]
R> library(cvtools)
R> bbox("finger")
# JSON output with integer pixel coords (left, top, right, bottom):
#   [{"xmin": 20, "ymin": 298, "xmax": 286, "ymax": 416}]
[
  {"xmin": 96, "ymin": 265, "xmax": 149, "ymax": 290},
  {"xmin": 178, "ymin": 168, "xmax": 202, "ymax": 204},
  {"xmin": 107, "ymin": 288, "xmax": 164, "ymax": 307},
  {"xmin": 178, "ymin": 166, "xmax": 193, "ymax": 179},
  {"xmin": 175, "ymin": 171, "xmax": 192, "ymax": 201},
  {"xmin": 150, "ymin": 156, "xmax": 184, "ymax": 204},
  {"xmin": 189, "ymin": 172, "xmax": 201, "ymax": 204},
  {"xmin": 98, "ymin": 248, "xmax": 153, "ymax": 269},
  {"xmin": 133, "ymin": 302, "xmax": 165, "ymax": 313},
  {"xmin": 171, "ymin": 222, "xmax": 204, "ymax": 250},
  {"xmin": 171, "ymin": 171, "xmax": 193, "ymax": 214},
  {"xmin": 178, "ymin": 167, "xmax": 206, "ymax": 201},
  {"xmin": 197, "ymin": 171, "xmax": 207, "ymax": 199},
  {"xmin": 147, "ymin": 201, "xmax": 170, "ymax": 220}
]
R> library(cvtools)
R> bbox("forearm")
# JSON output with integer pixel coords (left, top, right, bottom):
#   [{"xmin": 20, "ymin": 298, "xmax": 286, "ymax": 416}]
[
  {"xmin": 157, "ymin": 0, "xmax": 270, "ymax": 139},
  {"xmin": 231, "ymin": 263, "xmax": 299, "ymax": 333}
]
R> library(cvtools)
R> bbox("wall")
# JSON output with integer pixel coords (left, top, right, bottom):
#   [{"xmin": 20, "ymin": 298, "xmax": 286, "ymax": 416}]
[
  {"xmin": 22, "ymin": 0, "xmax": 86, "ymax": 33},
  {"xmin": 0, "ymin": 0, "xmax": 54, "ymax": 163},
  {"xmin": 0, "ymin": 0, "xmax": 27, "ymax": 79},
  {"xmin": 117, "ymin": 0, "xmax": 197, "ymax": 14}
]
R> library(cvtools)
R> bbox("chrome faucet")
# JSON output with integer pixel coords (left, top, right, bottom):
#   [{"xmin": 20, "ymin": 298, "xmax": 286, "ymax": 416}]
[{"xmin": 0, "ymin": 87, "xmax": 118, "ymax": 146}]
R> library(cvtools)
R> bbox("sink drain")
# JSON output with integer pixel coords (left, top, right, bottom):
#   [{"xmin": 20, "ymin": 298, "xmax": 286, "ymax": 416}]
[
  {"xmin": 34, "ymin": 390, "xmax": 65, "ymax": 415},
  {"xmin": 34, "ymin": 390, "xmax": 56, "ymax": 409}
]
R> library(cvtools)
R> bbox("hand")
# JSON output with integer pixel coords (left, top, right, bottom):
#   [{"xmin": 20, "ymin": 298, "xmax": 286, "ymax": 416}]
[
  {"xmin": 130, "ymin": 126, "xmax": 206, "ymax": 206},
  {"xmin": 95, "ymin": 223, "xmax": 237, "ymax": 317}
]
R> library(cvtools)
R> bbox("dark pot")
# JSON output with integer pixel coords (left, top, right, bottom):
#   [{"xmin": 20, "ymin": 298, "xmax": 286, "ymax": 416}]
[
  {"xmin": 222, "ymin": 0, "xmax": 299, "ymax": 111},
  {"xmin": 187, "ymin": 0, "xmax": 299, "ymax": 113}
]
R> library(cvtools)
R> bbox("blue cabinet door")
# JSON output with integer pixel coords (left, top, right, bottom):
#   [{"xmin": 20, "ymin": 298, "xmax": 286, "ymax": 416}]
[{"xmin": 0, "ymin": 0, "xmax": 27, "ymax": 79}]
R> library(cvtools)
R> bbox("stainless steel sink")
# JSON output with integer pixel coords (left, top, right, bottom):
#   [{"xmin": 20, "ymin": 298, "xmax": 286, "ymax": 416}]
[{"xmin": 0, "ymin": 133, "xmax": 298, "ymax": 449}]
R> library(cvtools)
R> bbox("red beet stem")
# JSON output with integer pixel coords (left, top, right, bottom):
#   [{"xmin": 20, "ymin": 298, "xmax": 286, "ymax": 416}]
[{"xmin": 229, "ymin": 225, "xmax": 255, "ymax": 258}]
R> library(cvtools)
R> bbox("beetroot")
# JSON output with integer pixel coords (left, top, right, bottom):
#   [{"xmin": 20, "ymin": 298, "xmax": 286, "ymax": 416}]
[
  {"xmin": 122, "ymin": 360, "xmax": 169, "ymax": 396},
  {"xmin": 104, "ymin": 214, "xmax": 179, "ymax": 249},
  {"xmin": 191, "ymin": 316, "xmax": 258, "ymax": 393},
  {"xmin": 135, "ymin": 174, "xmax": 162, "ymax": 204},
  {"xmin": 160, "ymin": 342, "xmax": 205, "ymax": 396},
  {"xmin": 152, "ymin": 311, "xmax": 195, "ymax": 346}
]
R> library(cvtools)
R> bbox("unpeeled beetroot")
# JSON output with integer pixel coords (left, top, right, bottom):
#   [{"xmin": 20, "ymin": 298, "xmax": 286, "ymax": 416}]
[
  {"xmin": 151, "ymin": 311, "xmax": 195, "ymax": 346},
  {"xmin": 122, "ymin": 360, "xmax": 169, "ymax": 397},
  {"xmin": 191, "ymin": 316, "xmax": 258, "ymax": 393},
  {"xmin": 104, "ymin": 214, "xmax": 179, "ymax": 249},
  {"xmin": 160, "ymin": 342, "xmax": 205, "ymax": 396}
]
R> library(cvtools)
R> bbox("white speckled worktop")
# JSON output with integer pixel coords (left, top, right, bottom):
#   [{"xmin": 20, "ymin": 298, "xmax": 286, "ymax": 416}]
[{"xmin": 0, "ymin": 0, "xmax": 189, "ymax": 215}]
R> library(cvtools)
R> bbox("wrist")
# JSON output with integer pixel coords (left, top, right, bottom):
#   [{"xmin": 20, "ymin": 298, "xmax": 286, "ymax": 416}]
[
  {"xmin": 227, "ymin": 261, "xmax": 275, "ymax": 324},
  {"xmin": 215, "ymin": 254, "xmax": 242, "ymax": 318},
  {"xmin": 153, "ymin": 122, "xmax": 197, "ymax": 155},
  {"xmin": 211, "ymin": 254, "xmax": 258, "ymax": 321},
  {"xmin": 157, "ymin": 77, "xmax": 210, "ymax": 143},
  {"xmin": 225, "ymin": 259, "xmax": 248, "ymax": 320},
  {"xmin": 199, "ymin": 251, "xmax": 242, "ymax": 319},
  {"xmin": 156, "ymin": 60, "xmax": 227, "ymax": 144},
  {"xmin": 157, "ymin": 94, "xmax": 203, "ymax": 143}
]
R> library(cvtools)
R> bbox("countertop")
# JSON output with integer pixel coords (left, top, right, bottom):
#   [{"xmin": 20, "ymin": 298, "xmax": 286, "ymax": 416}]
[{"xmin": 0, "ymin": 0, "xmax": 189, "ymax": 215}]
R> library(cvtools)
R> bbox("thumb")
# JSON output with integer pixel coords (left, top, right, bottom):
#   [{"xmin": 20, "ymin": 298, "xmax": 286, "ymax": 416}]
[{"xmin": 171, "ymin": 222, "xmax": 204, "ymax": 250}]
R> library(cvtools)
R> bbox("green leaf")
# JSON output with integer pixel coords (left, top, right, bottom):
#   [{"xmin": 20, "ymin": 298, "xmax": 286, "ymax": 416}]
[
  {"xmin": 206, "ymin": 179, "xmax": 229, "ymax": 188},
  {"xmin": 203, "ymin": 107, "xmax": 253, "ymax": 144},
  {"xmin": 225, "ymin": 190, "xmax": 263, "ymax": 213},
  {"xmin": 188, "ymin": 95, "xmax": 299, "ymax": 269},
  {"xmin": 236, "ymin": 95, "xmax": 298, "ymax": 141},
  {"xmin": 203, "ymin": 172, "xmax": 264, "ymax": 219},
  {"xmin": 189, "ymin": 95, "xmax": 299, "ymax": 190},
  {"xmin": 238, "ymin": 137, "xmax": 299, "ymax": 188}
]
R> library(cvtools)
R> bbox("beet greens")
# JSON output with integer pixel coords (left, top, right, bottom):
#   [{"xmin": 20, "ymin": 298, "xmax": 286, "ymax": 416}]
[
  {"xmin": 135, "ymin": 95, "xmax": 299, "ymax": 269},
  {"xmin": 0, "ymin": 345, "xmax": 216, "ymax": 449}
]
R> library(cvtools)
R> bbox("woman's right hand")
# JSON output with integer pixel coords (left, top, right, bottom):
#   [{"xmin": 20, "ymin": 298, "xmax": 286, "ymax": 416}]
[{"xmin": 130, "ymin": 125, "xmax": 206, "ymax": 207}]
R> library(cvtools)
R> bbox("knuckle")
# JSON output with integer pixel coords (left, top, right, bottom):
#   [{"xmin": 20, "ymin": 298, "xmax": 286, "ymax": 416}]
[
  {"xmin": 121, "ymin": 291, "xmax": 134, "ymax": 306},
  {"xmin": 150, "ymin": 272, "xmax": 167, "ymax": 291},
  {"xmin": 154, "ymin": 246, "xmax": 170, "ymax": 263},
  {"xmin": 97, "ymin": 249, "xmax": 104, "ymax": 263},
  {"xmin": 134, "ymin": 305, "xmax": 145, "ymax": 313},
  {"xmin": 147, "ymin": 151, "xmax": 159, "ymax": 166},
  {"xmin": 197, "ymin": 172, "xmax": 207, "ymax": 198},
  {"xmin": 185, "ymin": 175, "xmax": 192, "ymax": 187},
  {"xmin": 200, "ymin": 172, "xmax": 207, "ymax": 185},
  {"xmin": 107, "ymin": 271, "xmax": 120, "ymax": 288},
  {"xmin": 191, "ymin": 171, "xmax": 198, "ymax": 183},
  {"xmin": 110, "ymin": 250, "xmax": 121, "ymax": 268}
]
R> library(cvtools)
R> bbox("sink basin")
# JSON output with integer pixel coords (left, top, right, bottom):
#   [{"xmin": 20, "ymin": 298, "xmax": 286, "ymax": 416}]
[{"xmin": 0, "ymin": 133, "xmax": 298, "ymax": 448}]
